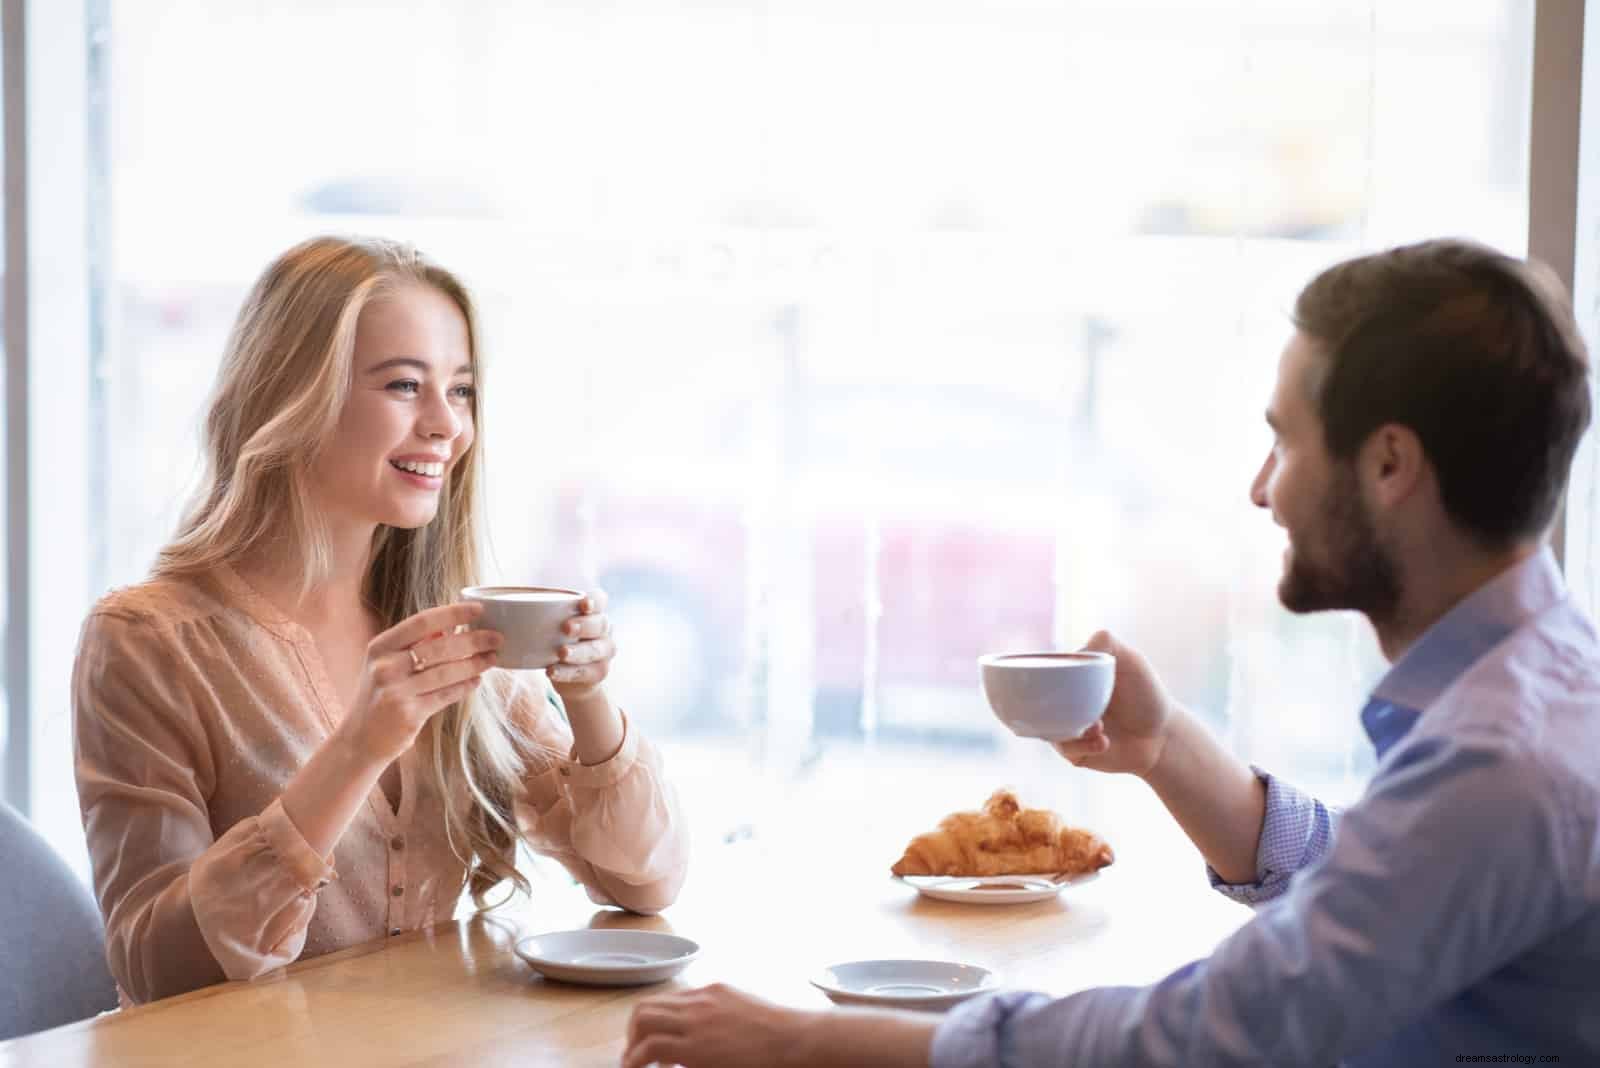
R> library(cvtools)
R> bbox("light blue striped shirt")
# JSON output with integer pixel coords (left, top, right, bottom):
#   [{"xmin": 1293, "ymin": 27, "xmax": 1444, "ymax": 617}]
[{"xmin": 933, "ymin": 549, "xmax": 1600, "ymax": 1066}]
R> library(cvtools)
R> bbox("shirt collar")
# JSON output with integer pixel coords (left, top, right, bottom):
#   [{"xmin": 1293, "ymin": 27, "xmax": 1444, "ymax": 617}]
[{"xmin": 1363, "ymin": 547, "xmax": 1565, "ymax": 749}]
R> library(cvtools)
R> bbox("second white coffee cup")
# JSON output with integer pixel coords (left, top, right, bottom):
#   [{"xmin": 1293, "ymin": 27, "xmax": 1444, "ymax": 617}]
[{"xmin": 461, "ymin": 585, "xmax": 585, "ymax": 670}]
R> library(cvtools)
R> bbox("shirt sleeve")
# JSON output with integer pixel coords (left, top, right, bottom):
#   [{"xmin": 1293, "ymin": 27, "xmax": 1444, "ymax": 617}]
[
  {"xmin": 1206, "ymin": 766, "xmax": 1341, "ymax": 907},
  {"xmin": 73, "ymin": 611, "xmax": 337, "ymax": 1003},
  {"xmin": 508, "ymin": 678, "xmax": 689, "ymax": 915},
  {"xmin": 931, "ymin": 731, "xmax": 1584, "ymax": 1067}
]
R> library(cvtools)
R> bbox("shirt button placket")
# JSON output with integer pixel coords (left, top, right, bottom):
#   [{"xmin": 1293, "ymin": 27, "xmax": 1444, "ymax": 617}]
[{"xmin": 388, "ymin": 831, "xmax": 407, "ymax": 936}]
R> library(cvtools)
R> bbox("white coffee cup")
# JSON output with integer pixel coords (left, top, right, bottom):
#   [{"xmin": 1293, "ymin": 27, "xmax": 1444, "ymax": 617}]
[
  {"xmin": 979, "ymin": 651, "xmax": 1115, "ymax": 741},
  {"xmin": 461, "ymin": 585, "xmax": 585, "ymax": 670}
]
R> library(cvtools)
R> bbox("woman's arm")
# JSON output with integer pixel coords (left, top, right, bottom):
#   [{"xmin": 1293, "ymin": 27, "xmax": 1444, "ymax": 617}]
[
  {"xmin": 507, "ymin": 589, "xmax": 689, "ymax": 912},
  {"xmin": 74, "ymin": 611, "xmax": 324, "ymax": 1000},
  {"xmin": 512, "ymin": 679, "xmax": 690, "ymax": 915},
  {"xmin": 75, "ymin": 602, "xmax": 497, "ymax": 1001}
]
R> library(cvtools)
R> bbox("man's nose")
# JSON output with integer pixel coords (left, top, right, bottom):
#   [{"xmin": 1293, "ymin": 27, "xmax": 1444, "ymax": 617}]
[{"xmin": 1249, "ymin": 452, "xmax": 1273, "ymax": 509}]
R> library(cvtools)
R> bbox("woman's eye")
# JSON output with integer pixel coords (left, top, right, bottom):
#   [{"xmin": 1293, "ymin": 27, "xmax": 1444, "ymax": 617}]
[
  {"xmin": 451, "ymin": 383, "xmax": 476, "ymax": 401},
  {"xmin": 387, "ymin": 379, "xmax": 421, "ymax": 395}
]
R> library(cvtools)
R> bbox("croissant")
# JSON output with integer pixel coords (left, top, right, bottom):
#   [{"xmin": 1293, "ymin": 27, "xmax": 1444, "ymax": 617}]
[{"xmin": 890, "ymin": 789, "xmax": 1114, "ymax": 878}]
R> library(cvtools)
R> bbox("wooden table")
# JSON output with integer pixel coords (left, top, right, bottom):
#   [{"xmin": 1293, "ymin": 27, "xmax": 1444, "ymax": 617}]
[{"xmin": 0, "ymin": 843, "xmax": 1249, "ymax": 1067}]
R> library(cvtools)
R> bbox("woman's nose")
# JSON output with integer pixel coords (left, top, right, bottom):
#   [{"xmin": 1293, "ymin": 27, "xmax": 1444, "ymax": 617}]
[{"xmin": 418, "ymin": 387, "xmax": 461, "ymax": 440}]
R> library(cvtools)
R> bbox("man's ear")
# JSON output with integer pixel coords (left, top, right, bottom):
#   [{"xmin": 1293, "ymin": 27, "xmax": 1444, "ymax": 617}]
[{"xmin": 1361, "ymin": 423, "xmax": 1426, "ymax": 507}]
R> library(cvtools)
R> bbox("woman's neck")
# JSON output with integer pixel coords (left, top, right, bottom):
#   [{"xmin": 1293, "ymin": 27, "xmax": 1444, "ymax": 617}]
[{"xmin": 235, "ymin": 516, "xmax": 378, "ymax": 628}]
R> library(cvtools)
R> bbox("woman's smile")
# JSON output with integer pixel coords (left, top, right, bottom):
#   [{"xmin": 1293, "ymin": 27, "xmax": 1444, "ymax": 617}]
[{"xmin": 388, "ymin": 454, "xmax": 448, "ymax": 489}]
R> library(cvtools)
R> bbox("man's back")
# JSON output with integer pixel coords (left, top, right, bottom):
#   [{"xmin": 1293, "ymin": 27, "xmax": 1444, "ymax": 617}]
[{"xmin": 1367, "ymin": 588, "xmax": 1600, "ymax": 1057}]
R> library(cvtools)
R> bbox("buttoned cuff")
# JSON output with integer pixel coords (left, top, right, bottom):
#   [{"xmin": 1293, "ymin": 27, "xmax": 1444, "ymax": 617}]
[
  {"xmin": 1206, "ymin": 766, "xmax": 1326, "ymax": 907},
  {"xmin": 559, "ymin": 709, "xmax": 638, "ymax": 789},
  {"xmin": 257, "ymin": 798, "xmax": 337, "ymax": 894}
]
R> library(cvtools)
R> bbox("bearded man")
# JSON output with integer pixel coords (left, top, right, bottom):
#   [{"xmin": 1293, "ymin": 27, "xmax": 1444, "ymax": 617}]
[{"xmin": 624, "ymin": 239, "xmax": 1600, "ymax": 1067}]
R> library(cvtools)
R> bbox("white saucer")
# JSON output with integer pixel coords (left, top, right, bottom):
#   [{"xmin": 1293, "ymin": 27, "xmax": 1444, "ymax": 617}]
[
  {"xmin": 810, "ymin": 959, "xmax": 999, "ymax": 1012},
  {"xmin": 896, "ymin": 870, "xmax": 1100, "ymax": 904},
  {"xmin": 514, "ymin": 929, "xmax": 700, "ymax": 986}
]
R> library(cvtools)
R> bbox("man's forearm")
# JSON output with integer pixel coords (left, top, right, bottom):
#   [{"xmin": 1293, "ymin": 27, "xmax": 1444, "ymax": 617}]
[
  {"xmin": 1143, "ymin": 711, "xmax": 1266, "ymax": 884},
  {"xmin": 790, "ymin": 1007, "xmax": 939, "ymax": 1068}
]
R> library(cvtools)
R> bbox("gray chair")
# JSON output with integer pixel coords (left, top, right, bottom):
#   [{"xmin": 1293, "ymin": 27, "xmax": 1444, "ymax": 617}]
[{"xmin": 0, "ymin": 801, "xmax": 119, "ymax": 1040}]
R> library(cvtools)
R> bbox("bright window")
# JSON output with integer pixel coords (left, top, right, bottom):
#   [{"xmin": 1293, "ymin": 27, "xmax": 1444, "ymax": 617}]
[{"xmin": 85, "ymin": 0, "xmax": 1534, "ymax": 884}]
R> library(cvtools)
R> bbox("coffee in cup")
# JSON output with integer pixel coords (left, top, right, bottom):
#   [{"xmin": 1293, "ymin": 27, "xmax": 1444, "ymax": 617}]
[{"xmin": 461, "ymin": 585, "xmax": 585, "ymax": 670}]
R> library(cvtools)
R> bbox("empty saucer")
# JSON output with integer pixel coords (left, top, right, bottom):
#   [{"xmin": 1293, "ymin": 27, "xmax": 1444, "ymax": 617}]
[
  {"xmin": 810, "ymin": 959, "xmax": 998, "ymax": 1011},
  {"xmin": 515, "ymin": 929, "xmax": 700, "ymax": 986}
]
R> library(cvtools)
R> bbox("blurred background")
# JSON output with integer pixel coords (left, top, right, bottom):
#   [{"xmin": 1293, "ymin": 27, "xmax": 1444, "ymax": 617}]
[{"xmin": 2, "ymin": 0, "xmax": 1565, "ymax": 894}]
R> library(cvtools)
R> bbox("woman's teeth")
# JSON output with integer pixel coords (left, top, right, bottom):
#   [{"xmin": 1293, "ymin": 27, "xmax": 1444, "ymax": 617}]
[{"xmin": 391, "ymin": 460, "xmax": 445, "ymax": 478}]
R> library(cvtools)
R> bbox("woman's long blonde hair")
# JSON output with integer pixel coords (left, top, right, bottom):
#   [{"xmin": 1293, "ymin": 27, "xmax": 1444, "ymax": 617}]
[{"xmin": 156, "ymin": 234, "xmax": 532, "ymax": 906}]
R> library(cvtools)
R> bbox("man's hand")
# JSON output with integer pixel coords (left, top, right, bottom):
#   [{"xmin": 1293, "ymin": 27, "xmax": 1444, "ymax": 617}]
[
  {"xmin": 623, "ymin": 984, "xmax": 809, "ymax": 1068},
  {"xmin": 1052, "ymin": 630, "xmax": 1183, "ymax": 779}
]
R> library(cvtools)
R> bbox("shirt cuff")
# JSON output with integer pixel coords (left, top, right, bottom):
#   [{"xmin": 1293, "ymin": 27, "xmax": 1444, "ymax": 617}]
[
  {"xmin": 931, "ymin": 990, "xmax": 1053, "ymax": 1068},
  {"xmin": 257, "ymin": 798, "xmax": 337, "ymax": 894},
  {"xmin": 559, "ymin": 709, "xmax": 638, "ymax": 789},
  {"xmin": 1206, "ymin": 765, "xmax": 1326, "ymax": 907}
]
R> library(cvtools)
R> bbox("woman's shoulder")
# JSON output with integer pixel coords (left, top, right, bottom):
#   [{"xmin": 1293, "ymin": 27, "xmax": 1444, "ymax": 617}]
[{"xmin": 87, "ymin": 572, "xmax": 233, "ymax": 635}]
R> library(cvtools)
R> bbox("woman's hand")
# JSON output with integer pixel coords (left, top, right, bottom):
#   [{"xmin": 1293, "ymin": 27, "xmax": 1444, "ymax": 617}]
[
  {"xmin": 623, "ymin": 984, "xmax": 810, "ymax": 1068},
  {"xmin": 1052, "ymin": 629, "xmax": 1183, "ymax": 780},
  {"xmin": 547, "ymin": 589, "xmax": 615, "ymax": 702},
  {"xmin": 335, "ymin": 602, "xmax": 501, "ymax": 767}
]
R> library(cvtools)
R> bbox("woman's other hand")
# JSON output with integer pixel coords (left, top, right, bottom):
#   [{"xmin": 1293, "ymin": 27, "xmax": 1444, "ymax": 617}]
[{"xmin": 547, "ymin": 589, "xmax": 615, "ymax": 701}]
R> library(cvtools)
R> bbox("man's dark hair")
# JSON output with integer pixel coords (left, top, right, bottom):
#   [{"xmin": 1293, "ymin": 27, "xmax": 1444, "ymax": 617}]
[{"xmin": 1293, "ymin": 238, "xmax": 1591, "ymax": 547}]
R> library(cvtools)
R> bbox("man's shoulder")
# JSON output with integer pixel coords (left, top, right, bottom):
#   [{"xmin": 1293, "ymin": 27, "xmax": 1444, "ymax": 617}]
[
  {"xmin": 1416, "ymin": 599, "xmax": 1600, "ymax": 810},
  {"xmin": 1437, "ymin": 598, "xmax": 1600, "ymax": 717}
]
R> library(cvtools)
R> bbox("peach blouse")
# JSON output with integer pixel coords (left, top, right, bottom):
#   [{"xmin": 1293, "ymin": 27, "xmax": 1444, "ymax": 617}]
[{"xmin": 71, "ymin": 567, "xmax": 688, "ymax": 1004}]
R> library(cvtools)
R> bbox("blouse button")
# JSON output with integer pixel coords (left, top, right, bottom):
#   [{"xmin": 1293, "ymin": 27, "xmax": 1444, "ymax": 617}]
[
  {"xmin": 390, "ymin": 836, "xmax": 405, "ymax": 851},
  {"xmin": 392, "ymin": 885, "xmax": 405, "ymax": 898}
]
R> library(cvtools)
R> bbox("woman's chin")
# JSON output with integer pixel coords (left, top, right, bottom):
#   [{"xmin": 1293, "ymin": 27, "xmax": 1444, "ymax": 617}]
[{"xmin": 380, "ymin": 505, "xmax": 441, "ymax": 530}]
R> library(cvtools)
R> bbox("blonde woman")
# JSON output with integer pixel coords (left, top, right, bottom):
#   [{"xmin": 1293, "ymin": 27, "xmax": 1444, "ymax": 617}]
[{"xmin": 72, "ymin": 236, "xmax": 688, "ymax": 1005}]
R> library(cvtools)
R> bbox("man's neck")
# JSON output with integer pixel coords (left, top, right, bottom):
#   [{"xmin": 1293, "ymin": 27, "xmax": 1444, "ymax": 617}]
[{"xmin": 1371, "ymin": 539, "xmax": 1540, "ymax": 661}]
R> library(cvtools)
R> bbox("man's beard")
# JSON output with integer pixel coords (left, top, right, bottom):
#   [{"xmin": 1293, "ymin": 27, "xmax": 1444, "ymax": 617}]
[{"xmin": 1278, "ymin": 465, "xmax": 1401, "ymax": 622}]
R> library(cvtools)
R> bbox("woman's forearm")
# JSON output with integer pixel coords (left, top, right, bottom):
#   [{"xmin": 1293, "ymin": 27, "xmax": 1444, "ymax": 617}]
[
  {"xmin": 279, "ymin": 731, "xmax": 389, "ymax": 858},
  {"xmin": 561, "ymin": 688, "xmax": 626, "ymax": 765}
]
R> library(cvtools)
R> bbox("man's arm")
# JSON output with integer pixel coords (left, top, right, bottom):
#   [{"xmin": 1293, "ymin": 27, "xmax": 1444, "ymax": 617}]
[
  {"xmin": 935, "ymin": 730, "xmax": 1581, "ymax": 1067},
  {"xmin": 1140, "ymin": 710, "xmax": 1267, "ymax": 883},
  {"xmin": 622, "ymin": 985, "xmax": 939, "ymax": 1068},
  {"xmin": 1057, "ymin": 633, "xmax": 1271, "ymax": 883}
]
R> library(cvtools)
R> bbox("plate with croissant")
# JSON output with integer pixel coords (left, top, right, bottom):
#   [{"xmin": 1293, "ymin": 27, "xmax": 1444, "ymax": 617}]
[{"xmin": 890, "ymin": 789, "xmax": 1114, "ymax": 905}]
